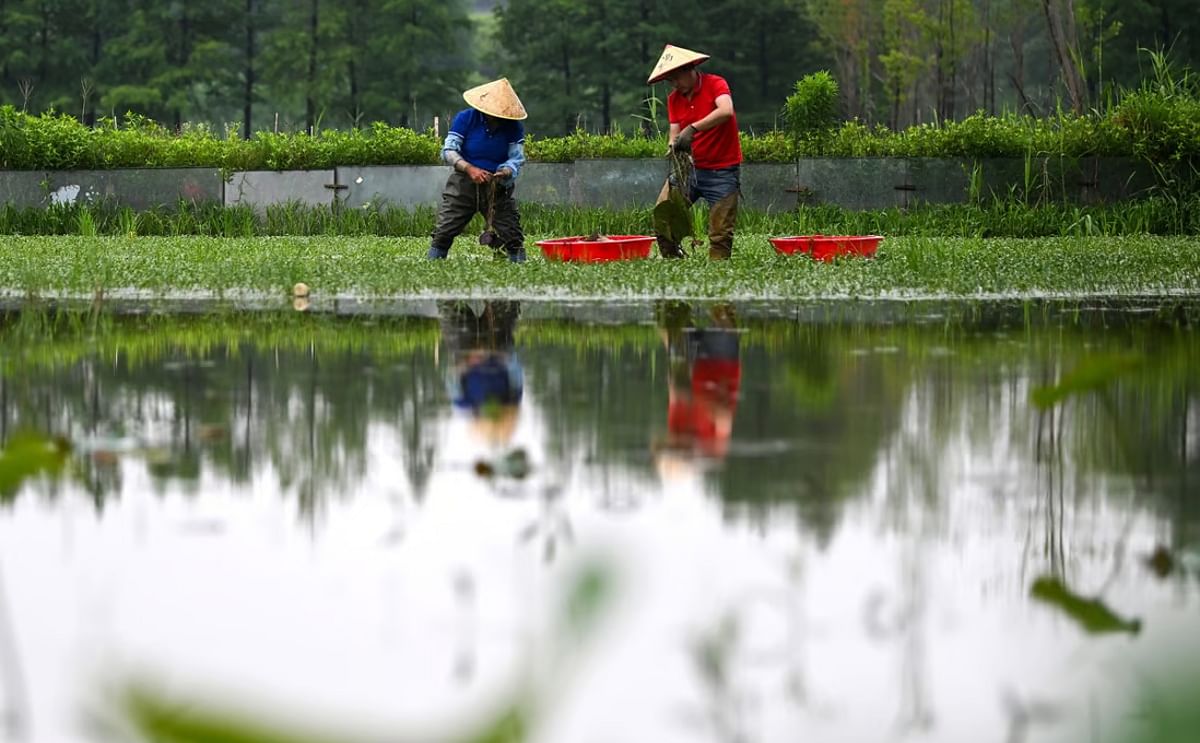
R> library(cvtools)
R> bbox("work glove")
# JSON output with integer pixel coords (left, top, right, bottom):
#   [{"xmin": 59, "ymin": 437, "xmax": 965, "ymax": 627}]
[{"xmin": 672, "ymin": 125, "xmax": 697, "ymax": 153}]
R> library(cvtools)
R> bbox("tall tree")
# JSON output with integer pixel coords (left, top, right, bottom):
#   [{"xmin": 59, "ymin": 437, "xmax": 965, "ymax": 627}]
[
  {"xmin": 498, "ymin": 0, "xmax": 586, "ymax": 134},
  {"xmin": 805, "ymin": 0, "xmax": 880, "ymax": 120},
  {"xmin": 879, "ymin": 0, "xmax": 931, "ymax": 128},
  {"xmin": 367, "ymin": 0, "xmax": 472, "ymax": 128},
  {"xmin": 1040, "ymin": 0, "xmax": 1088, "ymax": 112}
]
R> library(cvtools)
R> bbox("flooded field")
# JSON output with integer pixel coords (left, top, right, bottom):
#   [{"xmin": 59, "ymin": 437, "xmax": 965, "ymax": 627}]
[{"xmin": 1, "ymin": 299, "xmax": 1197, "ymax": 743}]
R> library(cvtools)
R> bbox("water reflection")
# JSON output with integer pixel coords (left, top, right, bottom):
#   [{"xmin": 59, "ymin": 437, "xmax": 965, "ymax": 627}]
[
  {"xmin": 0, "ymin": 301, "xmax": 1198, "ymax": 743},
  {"xmin": 653, "ymin": 300, "xmax": 743, "ymax": 476},
  {"xmin": 440, "ymin": 300, "xmax": 524, "ymax": 455}
]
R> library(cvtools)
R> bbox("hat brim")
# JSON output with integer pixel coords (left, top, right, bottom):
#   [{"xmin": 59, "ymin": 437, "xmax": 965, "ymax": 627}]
[
  {"xmin": 462, "ymin": 87, "xmax": 528, "ymax": 121},
  {"xmin": 647, "ymin": 56, "xmax": 710, "ymax": 84}
]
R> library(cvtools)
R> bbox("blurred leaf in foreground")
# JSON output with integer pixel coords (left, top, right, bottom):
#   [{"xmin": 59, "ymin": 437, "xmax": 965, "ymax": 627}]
[
  {"xmin": 0, "ymin": 432, "xmax": 71, "ymax": 502},
  {"xmin": 108, "ymin": 559, "xmax": 615, "ymax": 743},
  {"xmin": 1031, "ymin": 354, "xmax": 1142, "ymax": 409},
  {"xmin": 113, "ymin": 683, "xmax": 527, "ymax": 743},
  {"xmin": 1030, "ymin": 576, "xmax": 1142, "ymax": 636}
]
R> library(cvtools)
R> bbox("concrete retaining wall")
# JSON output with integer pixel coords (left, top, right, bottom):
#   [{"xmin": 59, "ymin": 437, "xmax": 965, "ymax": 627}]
[
  {"xmin": 224, "ymin": 170, "xmax": 335, "ymax": 210},
  {"xmin": 0, "ymin": 158, "xmax": 1161, "ymax": 213},
  {"xmin": 0, "ymin": 168, "xmax": 223, "ymax": 210}
]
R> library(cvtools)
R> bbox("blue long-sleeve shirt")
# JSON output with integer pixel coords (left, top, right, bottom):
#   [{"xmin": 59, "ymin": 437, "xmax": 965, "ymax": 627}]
[{"xmin": 441, "ymin": 108, "xmax": 526, "ymax": 182}]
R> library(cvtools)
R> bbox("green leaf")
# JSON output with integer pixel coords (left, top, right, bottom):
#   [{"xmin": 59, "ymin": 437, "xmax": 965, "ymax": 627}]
[
  {"xmin": 0, "ymin": 432, "xmax": 71, "ymax": 501},
  {"xmin": 1031, "ymin": 354, "xmax": 1143, "ymax": 409},
  {"xmin": 118, "ymin": 685, "xmax": 344, "ymax": 743},
  {"xmin": 1030, "ymin": 576, "xmax": 1142, "ymax": 636},
  {"xmin": 561, "ymin": 560, "xmax": 614, "ymax": 640},
  {"xmin": 652, "ymin": 189, "xmax": 693, "ymax": 246}
]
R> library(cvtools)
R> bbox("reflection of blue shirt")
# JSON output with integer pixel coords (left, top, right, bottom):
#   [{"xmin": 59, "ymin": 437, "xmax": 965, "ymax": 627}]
[
  {"xmin": 442, "ymin": 108, "xmax": 526, "ymax": 178},
  {"xmin": 448, "ymin": 353, "xmax": 524, "ymax": 412}
]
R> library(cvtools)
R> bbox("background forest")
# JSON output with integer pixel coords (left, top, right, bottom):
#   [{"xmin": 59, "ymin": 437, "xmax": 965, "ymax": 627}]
[{"xmin": 0, "ymin": 0, "xmax": 1194, "ymax": 137}]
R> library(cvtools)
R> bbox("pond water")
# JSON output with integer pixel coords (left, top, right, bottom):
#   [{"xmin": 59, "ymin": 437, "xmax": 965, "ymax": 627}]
[{"xmin": 0, "ymin": 299, "xmax": 1197, "ymax": 743}]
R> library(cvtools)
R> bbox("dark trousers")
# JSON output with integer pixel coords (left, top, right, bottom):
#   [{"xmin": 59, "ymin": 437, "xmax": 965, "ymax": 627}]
[
  {"xmin": 430, "ymin": 171, "xmax": 524, "ymax": 252},
  {"xmin": 655, "ymin": 165, "xmax": 740, "ymax": 259}
]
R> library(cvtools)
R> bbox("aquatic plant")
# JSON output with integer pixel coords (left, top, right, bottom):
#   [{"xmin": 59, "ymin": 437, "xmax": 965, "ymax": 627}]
[
  {"xmin": 1, "ymin": 234, "xmax": 1197, "ymax": 300},
  {"xmin": 2, "ymin": 198, "xmax": 1199, "ymax": 240}
]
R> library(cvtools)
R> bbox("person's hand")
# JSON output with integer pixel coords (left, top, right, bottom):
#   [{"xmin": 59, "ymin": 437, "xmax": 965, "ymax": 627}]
[
  {"xmin": 466, "ymin": 164, "xmax": 492, "ymax": 184},
  {"xmin": 495, "ymin": 167, "xmax": 513, "ymax": 180},
  {"xmin": 672, "ymin": 125, "xmax": 697, "ymax": 152}
]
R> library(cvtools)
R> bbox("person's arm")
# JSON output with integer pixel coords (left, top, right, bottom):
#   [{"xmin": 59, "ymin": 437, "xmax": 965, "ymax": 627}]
[
  {"xmin": 495, "ymin": 127, "xmax": 526, "ymax": 181},
  {"xmin": 689, "ymin": 94, "xmax": 735, "ymax": 133},
  {"xmin": 666, "ymin": 122, "xmax": 681, "ymax": 149},
  {"xmin": 674, "ymin": 94, "xmax": 735, "ymax": 150},
  {"xmin": 442, "ymin": 114, "xmax": 492, "ymax": 183},
  {"xmin": 441, "ymin": 131, "xmax": 467, "ymax": 170}
]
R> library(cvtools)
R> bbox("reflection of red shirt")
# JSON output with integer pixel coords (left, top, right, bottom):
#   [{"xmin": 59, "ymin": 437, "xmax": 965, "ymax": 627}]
[
  {"xmin": 667, "ymin": 73, "xmax": 742, "ymax": 169},
  {"xmin": 667, "ymin": 358, "xmax": 742, "ymax": 457},
  {"xmin": 693, "ymin": 358, "xmax": 741, "ymax": 401}
]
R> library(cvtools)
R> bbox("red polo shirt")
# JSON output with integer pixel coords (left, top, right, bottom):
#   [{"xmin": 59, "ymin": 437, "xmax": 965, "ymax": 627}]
[{"xmin": 667, "ymin": 73, "xmax": 742, "ymax": 170}]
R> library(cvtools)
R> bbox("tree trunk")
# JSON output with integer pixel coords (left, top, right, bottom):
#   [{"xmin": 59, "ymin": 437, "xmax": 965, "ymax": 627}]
[
  {"xmin": 598, "ymin": 1, "xmax": 610, "ymax": 132},
  {"xmin": 1040, "ymin": 0, "xmax": 1087, "ymax": 113},
  {"xmin": 891, "ymin": 81, "xmax": 900, "ymax": 130},
  {"xmin": 1008, "ymin": 14, "xmax": 1032, "ymax": 113},
  {"xmin": 243, "ymin": 0, "xmax": 256, "ymax": 139},
  {"xmin": 562, "ymin": 37, "xmax": 573, "ymax": 133},
  {"xmin": 935, "ymin": 0, "xmax": 945, "ymax": 120},
  {"xmin": 38, "ymin": 0, "xmax": 49, "ymax": 87},
  {"xmin": 758, "ymin": 23, "xmax": 769, "ymax": 99},
  {"xmin": 983, "ymin": 0, "xmax": 994, "ymax": 115},
  {"xmin": 947, "ymin": 0, "xmax": 956, "ymax": 120},
  {"xmin": 1, "ymin": 0, "xmax": 9, "ymax": 85},
  {"xmin": 174, "ymin": 8, "xmax": 192, "ymax": 131},
  {"xmin": 348, "ymin": 58, "xmax": 360, "ymax": 127},
  {"xmin": 639, "ymin": 0, "xmax": 651, "ymax": 135},
  {"xmin": 601, "ymin": 82, "xmax": 611, "ymax": 133},
  {"xmin": 306, "ymin": 0, "xmax": 319, "ymax": 132},
  {"xmin": 346, "ymin": 0, "xmax": 365, "ymax": 127},
  {"xmin": 834, "ymin": 49, "xmax": 857, "ymax": 119},
  {"xmin": 858, "ymin": 42, "xmax": 873, "ymax": 123}
]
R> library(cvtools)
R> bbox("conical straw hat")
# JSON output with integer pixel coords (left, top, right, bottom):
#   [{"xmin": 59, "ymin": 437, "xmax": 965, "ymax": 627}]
[
  {"xmin": 647, "ymin": 45, "xmax": 710, "ymax": 84},
  {"xmin": 463, "ymin": 78, "xmax": 527, "ymax": 120}
]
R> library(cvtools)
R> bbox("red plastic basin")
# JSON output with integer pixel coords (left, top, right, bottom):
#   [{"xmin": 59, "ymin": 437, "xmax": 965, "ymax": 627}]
[
  {"xmin": 535, "ymin": 235, "xmax": 654, "ymax": 263},
  {"xmin": 769, "ymin": 235, "xmax": 883, "ymax": 261}
]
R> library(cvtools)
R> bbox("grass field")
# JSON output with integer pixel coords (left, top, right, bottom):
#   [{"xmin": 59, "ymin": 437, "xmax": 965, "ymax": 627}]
[{"xmin": 1, "ymin": 234, "xmax": 1198, "ymax": 300}]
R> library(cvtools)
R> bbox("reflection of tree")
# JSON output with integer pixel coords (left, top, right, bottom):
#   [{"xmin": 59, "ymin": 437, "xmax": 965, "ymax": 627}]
[
  {"xmin": 1026, "ymin": 333, "xmax": 1200, "ymax": 574},
  {"xmin": 521, "ymin": 326, "xmax": 665, "ymax": 500},
  {"xmin": 0, "ymin": 312, "xmax": 447, "ymax": 519},
  {"xmin": 2, "ymin": 304, "xmax": 1198, "ymax": 547},
  {"xmin": 719, "ymin": 322, "xmax": 909, "ymax": 542}
]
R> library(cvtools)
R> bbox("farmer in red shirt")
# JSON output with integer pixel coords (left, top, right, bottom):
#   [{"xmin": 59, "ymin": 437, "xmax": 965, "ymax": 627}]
[{"xmin": 647, "ymin": 44, "xmax": 743, "ymax": 260}]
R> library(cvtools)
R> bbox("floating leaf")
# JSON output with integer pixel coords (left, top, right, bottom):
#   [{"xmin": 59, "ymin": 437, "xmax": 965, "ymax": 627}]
[
  {"xmin": 1030, "ymin": 576, "xmax": 1142, "ymax": 635},
  {"xmin": 1031, "ymin": 354, "xmax": 1143, "ymax": 409},
  {"xmin": 0, "ymin": 432, "xmax": 71, "ymax": 501},
  {"xmin": 561, "ymin": 560, "xmax": 615, "ymax": 640},
  {"xmin": 117, "ymin": 684, "xmax": 344, "ymax": 743},
  {"xmin": 115, "ymin": 683, "xmax": 527, "ymax": 743}
]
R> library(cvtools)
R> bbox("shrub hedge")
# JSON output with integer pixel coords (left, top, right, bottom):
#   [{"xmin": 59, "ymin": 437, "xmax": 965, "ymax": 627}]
[{"xmin": 1, "ymin": 84, "xmax": 1197, "ymax": 171}]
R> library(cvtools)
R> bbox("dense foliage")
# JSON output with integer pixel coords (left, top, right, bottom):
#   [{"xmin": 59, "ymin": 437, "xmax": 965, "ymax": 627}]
[
  {"xmin": 0, "ymin": 1, "xmax": 1197, "ymax": 136},
  {"xmin": 1, "ymin": 78, "xmax": 1198, "ymax": 170}
]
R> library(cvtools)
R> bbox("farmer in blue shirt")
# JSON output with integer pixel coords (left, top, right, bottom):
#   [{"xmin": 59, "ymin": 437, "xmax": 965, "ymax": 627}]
[{"xmin": 429, "ymin": 78, "xmax": 529, "ymax": 263}]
